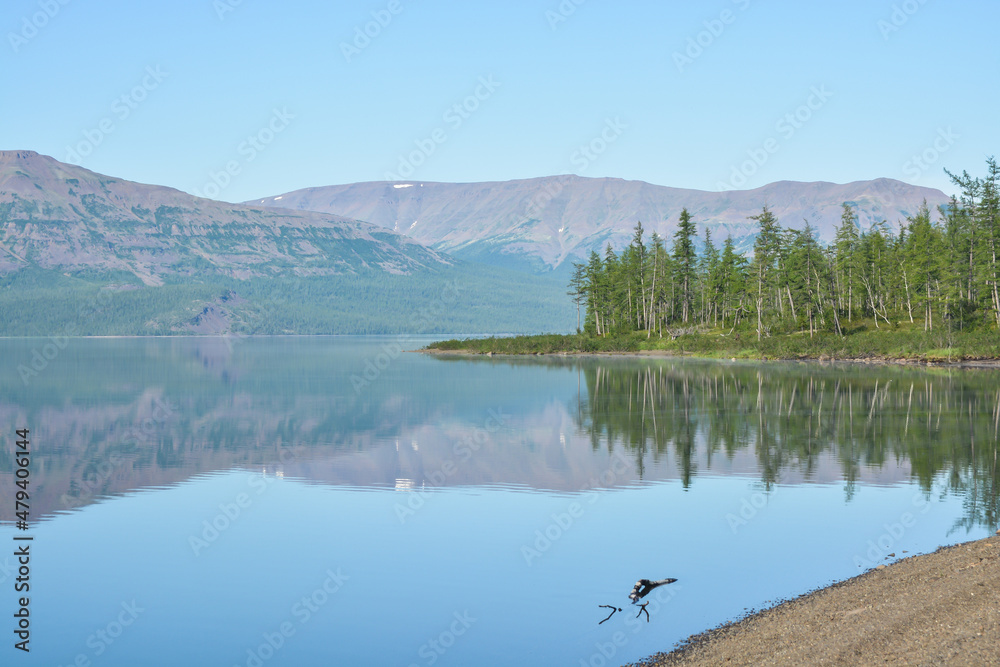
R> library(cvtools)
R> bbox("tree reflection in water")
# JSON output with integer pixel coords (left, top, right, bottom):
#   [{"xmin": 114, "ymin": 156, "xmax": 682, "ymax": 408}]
[{"xmin": 573, "ymin": 360, "xmax": 1000, "ymax": 533}]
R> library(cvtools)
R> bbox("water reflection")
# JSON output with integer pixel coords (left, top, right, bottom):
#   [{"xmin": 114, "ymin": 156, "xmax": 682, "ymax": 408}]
[
  {"xmin": 574, "ymin": 360, "xmax": 999, "ymax": 531},
  {"xmin": 0, "ymin": 339, "xmax": 997, "ymax": 535},
  {"xmin": 3, "ymin": 339, "xmax": 998, "ymax": 667}
]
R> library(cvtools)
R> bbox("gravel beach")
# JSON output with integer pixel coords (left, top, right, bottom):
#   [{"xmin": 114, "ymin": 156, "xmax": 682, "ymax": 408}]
[{"xmin": 630, "ymin": 534, "xmax": 1000, "ymax": 666}]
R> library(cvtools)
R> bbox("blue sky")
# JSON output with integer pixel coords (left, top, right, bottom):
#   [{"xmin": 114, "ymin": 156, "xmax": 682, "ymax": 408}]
[{"xmin": 3, "ymin": 0, "xmax": 997, "ymax": 202}]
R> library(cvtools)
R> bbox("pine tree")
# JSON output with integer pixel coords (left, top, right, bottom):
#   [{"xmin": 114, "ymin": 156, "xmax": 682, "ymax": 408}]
[
  {"xmin": 648, "ymin": 232, "xmax": 665, "ymax": 337},
  {"xmin": 699, "ymin": 228, "xmax": 720, "ymax": 326},
  {"xmin": 584, "ymin": 250, "xmax": 605, "ymax": 335},
  {"xmin": 834, "ymin": 203, "xmax": 861, "ymax": 321},
  {"xmin": 567, "ymin": 262, "xmax": 587, "ymax": 333},
  {"xmin": 718, "ymin": 235, "xmax": 748, "ymax": 329},
  {"xmin": 749, "ymin": 205, "xmax": 782, "ymax": 340},
  {"xmin": 623, "ymin": 222, "xmax": 648, "ymax": 330},
  {"xmin": 786, "ymin": 221, "xmax": 826, "ymax": 336},
  {"xmin": 673, "ymin": 208, "xmax": 697, "ymax": 323},
  {"xmin": 904, "ymin": 202, "xmax": 943, "ymax": 331}
]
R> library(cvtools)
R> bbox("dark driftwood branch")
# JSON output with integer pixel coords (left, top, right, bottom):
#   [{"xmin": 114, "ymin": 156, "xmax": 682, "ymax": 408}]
[
  {"xmin": 629, "ymin": 578, "xmax": 678, "ymax": 603},
  {"xmin": 598, "ymin": 604, "xmax": 622, "ymax": 625},
  {"xmin": 595, "ymin": 577, "xmax": 676, "ymax": 626}
]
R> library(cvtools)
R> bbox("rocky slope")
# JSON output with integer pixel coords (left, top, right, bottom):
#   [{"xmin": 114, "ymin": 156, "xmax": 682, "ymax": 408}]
[
  {"xmin": 249, "ymin": 175, "xmax": 952, "ymax": 273},
  {"xmin": 0, "ymin": 150, "xmax": 451, "ymax": 286}
]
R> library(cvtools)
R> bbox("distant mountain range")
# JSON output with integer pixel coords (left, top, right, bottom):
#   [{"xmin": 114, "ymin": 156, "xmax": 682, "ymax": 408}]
[
  {"xmin": 0, "ymin": 151, "xmax": 572, "ymax": 335},
  {"xmin": 0, "ymin": 150, "xmax": 955, "ymax": 335},
  {"xmin": 0, "ymin": 150, "xmax": 450, "ymax": 284},
  {"xmin": 249, "ymin": 176, "xmax": 952, "ymax": 274}
]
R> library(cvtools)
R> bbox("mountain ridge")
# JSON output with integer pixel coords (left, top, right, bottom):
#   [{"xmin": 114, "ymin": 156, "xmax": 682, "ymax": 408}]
[
  {"xmin": 0, "ymin": 151, "xmax": 575, "ymax": 335},
  {"xmin": 248, "ymin": 174, "xmax": 952, "ymax": 273},
  {"xmin": 0, "ymin": 150, "xmax": 452, "ymax": 285}
]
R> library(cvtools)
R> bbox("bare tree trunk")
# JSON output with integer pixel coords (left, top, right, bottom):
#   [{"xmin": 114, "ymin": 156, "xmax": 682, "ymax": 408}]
[
  {"xmin": 848, "ymin": 267, "xmax": 853, "ymax": 322},
  {"xmin": 757, "ymin": 267, "xmax": 764, "ymax": 341},
  {"xmin": 925, "ymin": 281, "xmax": 933, "ymax": 332},
  {"xmin": 902, "ymin": 270, "xmax": 915, "ymax": 323},
  {"xmin": 992, "ymin": 239, "xmax": 1000, "ymax": 327},
  {"xmin": 647, "ymin": 255, "xmax": 657, "ymax": 339}
]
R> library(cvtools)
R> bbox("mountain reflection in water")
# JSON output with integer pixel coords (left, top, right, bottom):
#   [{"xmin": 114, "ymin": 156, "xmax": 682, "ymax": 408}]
[{"xmin": 0, "ymin": 338, "xmax": 996, "ymax": 535}]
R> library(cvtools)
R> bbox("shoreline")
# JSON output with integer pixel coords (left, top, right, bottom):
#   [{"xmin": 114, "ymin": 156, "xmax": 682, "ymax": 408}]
[
  {"xmin": 419, "ymin": 347, "xmax": 1000, "ymax": 369},
  {"xmin": 627, "ymin": 533, "xmax": 1000, "ymax": 666}
]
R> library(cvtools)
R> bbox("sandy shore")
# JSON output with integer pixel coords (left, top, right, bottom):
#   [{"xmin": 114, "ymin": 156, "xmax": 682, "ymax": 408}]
[{"xmin": 628, "ymin": 534, "xmax": 1000, "ymax": 666}]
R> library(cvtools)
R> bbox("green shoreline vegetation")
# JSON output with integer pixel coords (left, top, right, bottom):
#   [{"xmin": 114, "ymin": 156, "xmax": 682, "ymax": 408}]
[
  {"xmin": 425, "ymin": 327, "xmax": 1000, "ymax": 363},
  {"xmin": 430, "ymin": 160, "xmax": 1000, "ymax": 362}
]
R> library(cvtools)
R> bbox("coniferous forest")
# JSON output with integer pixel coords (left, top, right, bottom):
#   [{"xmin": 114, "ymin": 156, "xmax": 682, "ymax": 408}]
[{"xmin": 568, "ymin": 160, "xmax": 1000, "ymax": 342}]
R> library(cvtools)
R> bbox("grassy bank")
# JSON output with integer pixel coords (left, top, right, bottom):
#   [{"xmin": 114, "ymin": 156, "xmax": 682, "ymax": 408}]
[{"xmin": 426, "ymin": 321, "xmax": 1000, "ymax": 362}]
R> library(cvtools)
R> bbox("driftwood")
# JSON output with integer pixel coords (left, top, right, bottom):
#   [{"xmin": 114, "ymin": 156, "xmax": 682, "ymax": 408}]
[
  {"xmin": 598, "ymin": 605, "xmax": 622, "ymax": 624},
  {"xmin": 628, "ymin": 578, "xmax": 678, "ymax": 603},
  {"xmin": 597, "ymin": 577, "xmax": 678, "ymax": 624}
]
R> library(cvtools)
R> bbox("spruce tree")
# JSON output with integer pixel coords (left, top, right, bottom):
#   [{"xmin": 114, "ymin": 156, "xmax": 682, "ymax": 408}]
[
  {"xmin": 749, "ymin": 205, "xmax": 782, "ymax": 340},
  {"xmin": 673, "ymin": 208, "xmax": 697, "ymax": 323}
]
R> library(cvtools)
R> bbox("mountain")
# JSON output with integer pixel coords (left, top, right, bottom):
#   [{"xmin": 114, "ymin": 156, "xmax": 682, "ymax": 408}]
[
  {"xmin": 248, "ymin": 175, "xmax": 953, "ymax": 274},
  {"xmin": 0, "ymin": 150, "xmax": 451, "ymax": 284},
  {"xmin": 0, "ymin": 151, "xmax": 574, "ymax": 335}
]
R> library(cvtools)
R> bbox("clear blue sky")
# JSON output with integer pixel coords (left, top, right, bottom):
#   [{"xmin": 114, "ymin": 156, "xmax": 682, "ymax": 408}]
[{"xmin": 3, "ymin": 0, "xmax": 997, "ymax": 202}]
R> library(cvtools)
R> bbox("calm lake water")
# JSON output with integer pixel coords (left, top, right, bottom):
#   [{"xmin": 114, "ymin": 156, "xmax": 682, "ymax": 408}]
[{"xmin": 1, "ymin": 337, "xmax": 998, "ymax": 666}]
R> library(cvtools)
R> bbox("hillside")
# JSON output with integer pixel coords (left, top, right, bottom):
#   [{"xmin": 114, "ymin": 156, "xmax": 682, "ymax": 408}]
[
  {"xmin": 249, "ymin": 176, "xmax": 952, "ymax": 274},
  {"xmin": 0, "ymin": 151, "xmax": 574, "ymax": 335},
  {"xmin": 0, "ymin": 150, "xmax": 451, "ymax": 284}
]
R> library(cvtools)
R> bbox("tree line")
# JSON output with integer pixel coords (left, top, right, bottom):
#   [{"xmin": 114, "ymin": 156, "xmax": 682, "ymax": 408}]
[{"xmin": 568, "ymin": 159, "xmax": 1000, "ymax": 341}]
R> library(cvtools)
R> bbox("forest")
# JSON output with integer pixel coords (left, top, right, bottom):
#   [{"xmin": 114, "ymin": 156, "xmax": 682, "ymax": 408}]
[
  {"xmin": 0, "ymin": 264, "xmax": 574, "ymax": 337},
  {"xmin": 567, "ymin": 160, "xmax": 1000, "ymax": 345}
]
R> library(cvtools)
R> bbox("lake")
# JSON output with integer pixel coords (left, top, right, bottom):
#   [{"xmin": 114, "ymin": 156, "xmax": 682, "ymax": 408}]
[{"xmin": 1, "ymin": 336, "xmax": 997, "ymax": 666}]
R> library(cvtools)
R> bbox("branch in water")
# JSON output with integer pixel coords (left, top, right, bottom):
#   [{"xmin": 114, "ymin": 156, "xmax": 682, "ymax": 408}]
[
  {"xmin": 598, "ymin": 605, "xmax": 622, "ymax": 625},
  {"xmin": 629, "ymin": 578, "xmax": 678, "ymax": 603}
]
